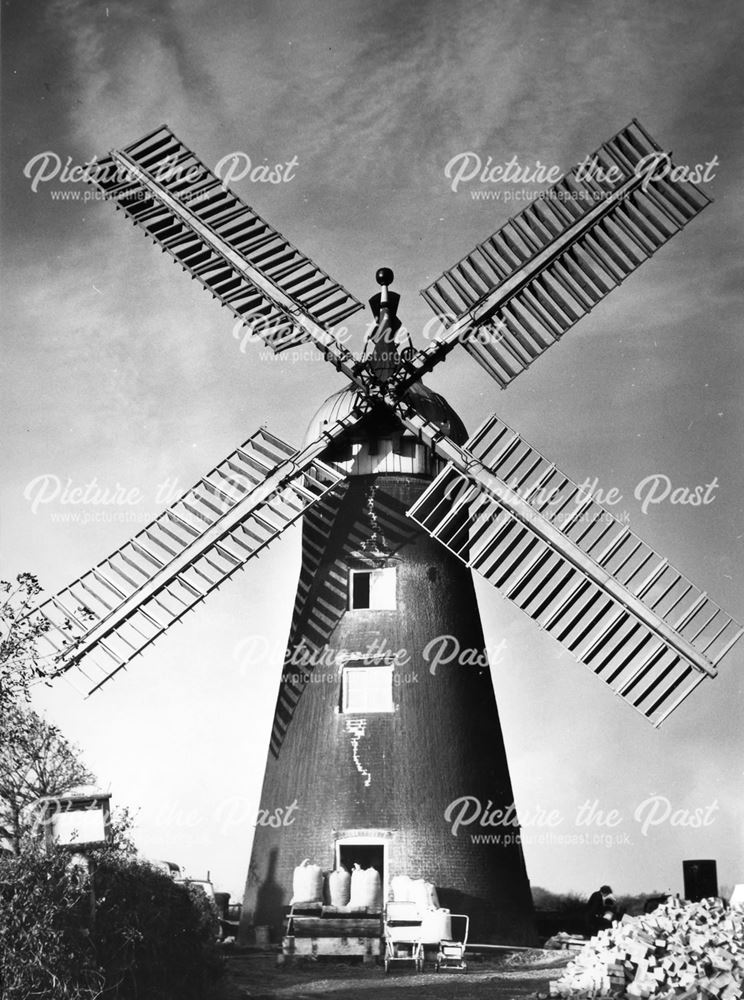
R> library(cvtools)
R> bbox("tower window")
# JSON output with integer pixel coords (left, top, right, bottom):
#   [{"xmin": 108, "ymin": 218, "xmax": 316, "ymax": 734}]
[
  {"xmin": 325, "ymin": 439, "xmax": 354, "ymax": 463},
  {"xmin": 395, "ymin": 435, "xmax": 416, "ymax": 459},
  {"xmin": 341, "ymin": 662, "xmax": 394, "ymax": 713},
  {"xmin": 349, "ymin": 567, "xmax": 396, "ymax": 610}
]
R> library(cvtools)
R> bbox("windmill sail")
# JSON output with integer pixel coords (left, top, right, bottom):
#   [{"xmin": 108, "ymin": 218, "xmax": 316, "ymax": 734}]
[
  {"xmin": 32, "ymin": 414, "xmax": 365, "ymax": 695},
  {"xmin": 408, "ymin": 120, "xmax": 710, "ymax": 389},
  {"xmin": 403, "ymin": 410, "xmax": 742, "ymax": 726},
  {"xmin": 91, "ymin": 125, "xmax": 363, "ymax": 365}
]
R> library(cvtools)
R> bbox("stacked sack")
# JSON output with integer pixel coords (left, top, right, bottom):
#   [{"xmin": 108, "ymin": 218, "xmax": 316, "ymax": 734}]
[
  {"xmin": 350, "ymin": 863, "xmax": 383, "ymax": 910},
  {"xmin": 290, "ymin": 860, "xmax": 382, "ymax": 910},
  {"xmin": 290, "ymin": 858, "xmax": 323, "ymax": 905},
  {"xmin": 327, "ymin": 866, "xmax": 351, "ymax": 907},
  {"xmin": 390, "ymin": 874, "xmax": 440, "ymax": 910},
  {"xmin": 550, "ymin": 897, "xmax": 744, "ymax": 1000}
]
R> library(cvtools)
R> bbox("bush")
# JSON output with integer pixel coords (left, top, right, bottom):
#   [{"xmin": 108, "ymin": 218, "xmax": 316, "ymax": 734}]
[
  {"xmin": 0, "ymin": 847, "xmax": 224, "ymax": 1000},
  {"xmin": 91, "ymin": 852, "xmax": 223, "ymax": 999},
  {"xmin": 0, "ymin": 849, "xmax": 102, "ymax": 998}
]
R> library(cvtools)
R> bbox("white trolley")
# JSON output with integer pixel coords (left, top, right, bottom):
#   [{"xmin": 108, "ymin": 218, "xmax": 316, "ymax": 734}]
[
  {"xmin": 434, "ymin": 913, "xmax": 469, "ymax": 972},
  {"xmin": 383, "ymin": 901, "xmax": 424, "ymax": 973}
]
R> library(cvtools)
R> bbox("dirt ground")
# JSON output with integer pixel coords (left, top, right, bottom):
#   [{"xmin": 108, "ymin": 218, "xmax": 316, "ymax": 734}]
[{"xmin": 222, "ymin": 950, "xmax": 571, "ymax": 1000}]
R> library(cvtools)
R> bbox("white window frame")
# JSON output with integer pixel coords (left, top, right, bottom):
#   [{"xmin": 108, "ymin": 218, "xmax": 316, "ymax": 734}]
[
  {"xmin": 341, "ymin": 660, "xmax": 395, "ymax": 713},
  {"xmin": 349, "ymin": 566, "xmax": 397, "ymax": 610}
]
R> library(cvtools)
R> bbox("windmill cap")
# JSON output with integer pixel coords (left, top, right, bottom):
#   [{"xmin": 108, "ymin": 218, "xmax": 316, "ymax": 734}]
[{"xmin": 304, "ymin": 383, "xmax": 468, "ymax": 449}]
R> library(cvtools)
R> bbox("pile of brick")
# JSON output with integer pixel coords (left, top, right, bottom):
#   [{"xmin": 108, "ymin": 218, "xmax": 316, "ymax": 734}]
[{"xmin": 549, "ymin": 897, "xmax": 743, "ymax": 999}]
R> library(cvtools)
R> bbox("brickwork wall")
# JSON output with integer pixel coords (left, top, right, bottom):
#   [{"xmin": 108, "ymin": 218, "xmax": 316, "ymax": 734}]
[{"xmin": 240, "ymin": 473, "xmax": 537, "ymax": 945}]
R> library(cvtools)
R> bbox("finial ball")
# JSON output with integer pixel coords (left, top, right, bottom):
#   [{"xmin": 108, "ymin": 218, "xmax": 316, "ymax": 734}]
[{"xmin": 376, "ymin": 267, "xmax": 394, "ymax": 287}]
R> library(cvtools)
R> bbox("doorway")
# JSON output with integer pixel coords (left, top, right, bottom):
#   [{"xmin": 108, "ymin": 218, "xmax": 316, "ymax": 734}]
[
  {"xmin": 336, "ymin": 839, "xmax": 386, "ymax": 905},
  {"xmin": 338, "ymin": 842, "xmax": 384, "ymax": 876}
]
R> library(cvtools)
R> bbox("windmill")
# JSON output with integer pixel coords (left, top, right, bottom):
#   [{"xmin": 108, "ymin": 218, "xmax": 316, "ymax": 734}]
[{"xmin": 30, "ymin": 119, "xmax": 742, "ymax": 946}]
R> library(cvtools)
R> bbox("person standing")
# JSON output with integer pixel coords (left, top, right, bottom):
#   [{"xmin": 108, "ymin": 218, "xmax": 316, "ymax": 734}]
[{"xmin": 585, "ymin": 884, "xmax": 618, "ymax": 936}]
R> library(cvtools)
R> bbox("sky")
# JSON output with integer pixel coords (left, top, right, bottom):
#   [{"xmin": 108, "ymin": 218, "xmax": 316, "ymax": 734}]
[{"xmin": 1, "ymin": 0, "xmax": 742, "ymax": 906}]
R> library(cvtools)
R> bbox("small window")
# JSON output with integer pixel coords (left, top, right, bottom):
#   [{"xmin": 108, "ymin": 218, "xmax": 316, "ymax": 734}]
[
  {"xmin": 342, "ymin": 663, "xmax": 394, "ymax": 713},
  {"xmin": 325, "ymin": 439, "xmax": 354, "ymax": 463},
  {"xmin": 350, "ymin": 567, "xmax": 396, "ymax": 610},
  {"xmin": 395, "ymin": 436, "xmax": 416, "ymax": 459}
]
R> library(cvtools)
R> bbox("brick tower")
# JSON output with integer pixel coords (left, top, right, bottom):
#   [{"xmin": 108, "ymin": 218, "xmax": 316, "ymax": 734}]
[{"xmin": 240, "ymin": 378, "xmax": 537, "ymax": 945}]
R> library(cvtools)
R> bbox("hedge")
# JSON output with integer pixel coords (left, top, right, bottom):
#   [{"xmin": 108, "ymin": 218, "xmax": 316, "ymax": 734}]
[{"xmin": 0, "ymin": 847, "xmax": 224, "ymax": 1000}]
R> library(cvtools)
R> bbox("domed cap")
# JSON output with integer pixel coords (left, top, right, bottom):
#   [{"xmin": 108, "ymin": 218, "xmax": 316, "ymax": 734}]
[{"xmin": 304, "ymin": 381, "xmax": 468, "ymax": 447}]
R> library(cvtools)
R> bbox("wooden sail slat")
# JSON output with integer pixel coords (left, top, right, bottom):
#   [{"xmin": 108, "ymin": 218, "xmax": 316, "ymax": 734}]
[
  {"xmin": 467, "ymin": 506, "xmax": 516, "ymax": 568},
  {"xmin": 510, "ymin": 212, "xmax": 547, "ymax": 253},
  {"xmin": 622, "ymin": 195, "xmax": 674, "ymax": 244},
  {"xmin": 499, "ymin": 224, "xmax": 532, "ymax": 261},
  {"xmin": 90, "ymin": 567, "xmax": 130, "ymax": 602},
  {"xmin": 117, "ymin": 549, "xmax": 152, "ymax": 582},
  {"xmin": 312, "ymin": 292, "xmax": 356, "ymax": 320},
  {"xmin": 516, "ymin": 286, "xmax": 567, "ymax": 338},
  {"xmin": 469, "ymin": 517, "xmax": 523, "ymax": 578},
  {"xmin": 105, "ymin": 556, "xmax": 142, "ymax": 590},
  {"xmin": 503, "ymin": 544, "xmax": 552, "ymax": 600},
  {"xmin": 169, "ymin": 505, "xmax": 206, "ymax": 534},
  {"xmin": 565, "ymin": 597, "xmax": 615, "ymax": 652},
  {"xmin": 688, "ymin": 607, "xmax": 724, "ymax": 644},
  {"xmin": 431, "ymin": 279, "xmax": 466, "ymax": 316},
  {"xmin": 554, "ymin": 587, "xmax": 607, "ymax": 643},
  {"xmin": 560, "ymin": 249, "xmax": 607, "ymax": 299},
  {"xmin": 142, "ymin": 525, "xmax": 180, "ymax": 559},
  {"xmin": 537, "ymin": 272, "xmax": 582, "ymax": 323},
  {"xmin": 491, "ymin": 531, "xmax": 544, "ymax": 589},
  {"xmin": 323, "ymin": 300, "xmax": 365, "ymax": 326},
  {"xmin": 478, "ymin": 239, "xmax": 512, "ymax": 280},
  {"xmin": 202, "ymin": 476, "xmax": 245, "ymax": 506},
  {"xmin": 490, "ymin": 314, "xmax": 536, "ymax": 365},
  {"xmin": 50, "ymin": 595, "xmax": 90, "ymax": 633},
  {"xmin": 673, "ymin": 591, "xmax": 709, "ymax": 633},
  {"xmin": 499, "ymin": 306, "xmax": 544, "ymax": 358},
  {"xmin": 548, "ymin": 260, "xmax": 598, "ymax": 309},
  {"xmin": 709, "ymin": 624, "xmax": 744, "ymax": 666},
  {"xmin": 635, "ymin": 183, "xmax": 688, "ymax": 229},
  {"xmin": 129, "ymin": 537, "xmax": 165, "ymax": 569},
  {"xmin": 578, "ymin": 229, "xmax": 629, "ymax": 283},
  {"xmin": 631, "ymin": 654, "xmax": 682, "ymax": 708},
  {"xmin": 652, "ymin": 175, "xmax": 708, "ymax": 217},
  {"xmin": 634, "ymin": 558, "xmax": 670, "ymax": 599},
  {"xmin": 568, "ymin": 508, "xmax": 616, "ymax": 554},
  {"xmin": 600, "ymin": 632, "xmax": 653, "ymax": 686},
  {"xmin": 617, "ymin": 644, "xmax": 668, "ymax": 698},
  {"xmin": 466, "ymin": 248, "xmax": 503, "ymax": 288},
  {"xmin": 462, "ymin": 515, "xmax": 513, "ymax": 577},
  {"xmin": 541, "ymin": 576, "xmax": 591, "ymax": 632},
  {"xmin": 615, "ymin": 547, "xmax": 656, "ymax": 591}
]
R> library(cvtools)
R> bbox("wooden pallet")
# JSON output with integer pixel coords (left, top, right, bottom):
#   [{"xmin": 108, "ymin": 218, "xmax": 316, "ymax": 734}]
[
  {"xmin": 283, "ymin": 934, "xmax": 381, "ymax": 958},
  {"xmin": 283, "ymin": 910, "xmax": 382, "ymax": 958}
]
